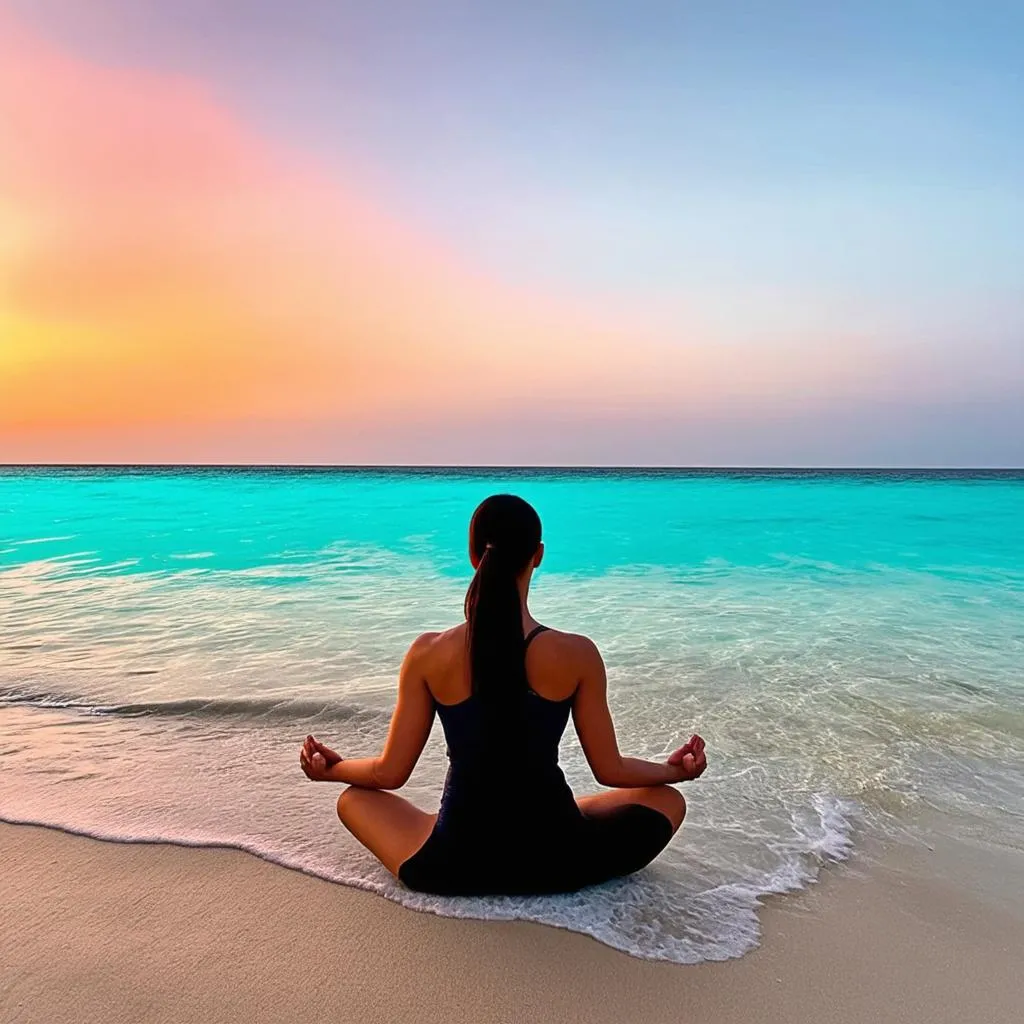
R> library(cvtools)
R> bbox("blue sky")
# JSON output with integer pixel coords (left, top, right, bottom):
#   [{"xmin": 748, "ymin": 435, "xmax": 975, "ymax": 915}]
[{"xmin": 4, "ymin": 1, "xmax": 1022, "ymax": 464}]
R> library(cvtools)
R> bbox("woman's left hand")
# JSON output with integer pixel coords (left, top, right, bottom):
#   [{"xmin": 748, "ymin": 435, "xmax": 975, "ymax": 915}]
[
  {"xmin": 304, "ymin": 735, "xmax": 343, "ymax": 767},
  {"xmin": 668, "ymin": 734, "xmax": 707, "ymax": 781},
  {"xmin": 299, "ymin": 735, "xmax": 342, "ymax": 781}
]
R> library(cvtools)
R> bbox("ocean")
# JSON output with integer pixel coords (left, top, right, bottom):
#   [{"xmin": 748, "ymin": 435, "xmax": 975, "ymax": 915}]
[{"xmin": 1, "ymin": 467, "xmax": 1022, "ymax": 963}]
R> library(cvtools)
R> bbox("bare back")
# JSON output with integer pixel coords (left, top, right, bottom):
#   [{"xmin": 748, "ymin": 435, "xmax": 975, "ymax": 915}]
[{"xmin": 416, "ymin": 622, "xmax": 588, "ymax": 707}]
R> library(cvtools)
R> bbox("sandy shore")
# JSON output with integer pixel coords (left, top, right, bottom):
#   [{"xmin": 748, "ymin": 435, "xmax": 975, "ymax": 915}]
[{"xmin": 2, "ymin": 822, "xmax": 1021, "ymax": 1024}]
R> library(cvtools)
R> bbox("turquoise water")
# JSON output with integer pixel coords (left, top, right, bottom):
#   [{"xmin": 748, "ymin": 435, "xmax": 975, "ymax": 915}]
[{"xmin": 2, "ymin": 467, "xmax": 1023, "ymax": 961}]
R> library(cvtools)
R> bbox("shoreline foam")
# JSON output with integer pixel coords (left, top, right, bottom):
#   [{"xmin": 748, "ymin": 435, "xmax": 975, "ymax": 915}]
[{"xmin": 0, "ymin": 785, "xmax": 856, "ymax": 964}]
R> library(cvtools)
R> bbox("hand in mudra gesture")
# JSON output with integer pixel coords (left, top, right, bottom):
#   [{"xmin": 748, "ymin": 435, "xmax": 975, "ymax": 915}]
[
  {"xmin": 668, "ymin": 734, "xmax": 707, "ymax": 781},
  {"xmin": 298, "ymin": 734, "xmax": 343, "ymax": 781}
]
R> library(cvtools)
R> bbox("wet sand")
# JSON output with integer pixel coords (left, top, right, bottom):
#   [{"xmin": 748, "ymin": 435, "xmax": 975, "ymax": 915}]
[{"xmin": 2, "ymin": 821, "xmax": 1021, "ymax": 1024}]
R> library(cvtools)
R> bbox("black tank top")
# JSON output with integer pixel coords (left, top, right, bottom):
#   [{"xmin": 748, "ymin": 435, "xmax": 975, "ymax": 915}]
[
  {"xmin": 399, "ymin": 626, "xmax": 675, "ymax": 895},
  {"xmin": 432, "ymin": 625, "xmax": 581, "ymax": 840}
]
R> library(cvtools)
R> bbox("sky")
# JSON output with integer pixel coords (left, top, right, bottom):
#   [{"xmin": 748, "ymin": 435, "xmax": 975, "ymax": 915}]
[{"xmin": 1, "ymin": 1, "xmax": 1022, "ymax": 465}]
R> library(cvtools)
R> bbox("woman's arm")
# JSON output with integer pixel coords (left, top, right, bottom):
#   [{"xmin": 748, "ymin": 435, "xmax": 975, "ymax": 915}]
[
  {"xmin": 299, "ymin": 633, "xmax": 437, "ymax": 790},
  {"xmin": 571, "ymin": 637, "xmax": 706, "ymax": 787}
]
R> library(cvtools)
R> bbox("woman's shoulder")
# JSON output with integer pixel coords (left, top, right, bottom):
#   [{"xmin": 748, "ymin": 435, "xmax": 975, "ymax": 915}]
[
  {"xmin": 407, "ymin": 624, "xmax": 462, "ymax": 650},
  {"xmin": 529, "ymin": 626, "xmax": 603, "ymax": 665},
  {"xmin": 523, "ymin": 628, "xmax": 602, "ymax": 701}
]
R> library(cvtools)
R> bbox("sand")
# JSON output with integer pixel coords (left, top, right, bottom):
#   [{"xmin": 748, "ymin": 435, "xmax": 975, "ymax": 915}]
[{"xmin": 1, "ymin": 821, "xmax": 1021, "ymax": 1024}]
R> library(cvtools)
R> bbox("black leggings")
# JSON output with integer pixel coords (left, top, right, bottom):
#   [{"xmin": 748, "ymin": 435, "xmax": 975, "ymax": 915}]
[{"xmin": 398, "ymin": 803, "xmax": 674, "ymax": 897}]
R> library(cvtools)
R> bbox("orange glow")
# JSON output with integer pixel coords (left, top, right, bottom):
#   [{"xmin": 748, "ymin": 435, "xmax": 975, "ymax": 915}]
[{"xmin": 0, "ymin": 14, "xmax": 525, "ymax": 432}]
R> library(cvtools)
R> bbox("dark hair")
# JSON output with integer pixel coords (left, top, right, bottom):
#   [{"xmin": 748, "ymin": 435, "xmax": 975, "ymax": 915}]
[{"xmin": 464, "ymin": 495, "xmax": 542, "ymax": 721}]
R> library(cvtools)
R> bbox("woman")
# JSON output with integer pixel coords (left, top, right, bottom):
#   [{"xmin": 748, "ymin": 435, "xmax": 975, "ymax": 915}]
[{"xmin": 299, "ymin": 494, "xmax": 707, "ymax": 895}]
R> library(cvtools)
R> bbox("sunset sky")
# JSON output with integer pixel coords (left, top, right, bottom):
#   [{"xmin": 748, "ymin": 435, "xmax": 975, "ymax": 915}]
[{"xmin": 1, "ymin": 1, "xmax": 1022, "ymax": 465}]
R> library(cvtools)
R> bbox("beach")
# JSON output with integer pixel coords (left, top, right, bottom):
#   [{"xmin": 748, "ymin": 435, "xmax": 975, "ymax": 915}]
[
  {"xmin": 2, "ymin": 821, "xmax": 1021, "ymax": 1024},
  {"xmin": 4, "ymin": 469, "xmax": 1023, "ymax": 965},
  {"xmin": 3, "ymin": 468, "xmax": 1023, "ymax": 1015}
]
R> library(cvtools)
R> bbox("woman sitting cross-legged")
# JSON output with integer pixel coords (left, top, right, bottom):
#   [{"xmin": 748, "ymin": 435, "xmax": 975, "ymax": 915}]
[{"xmin": 299, "ymin": 493, "xmax": 707, "ymax": 896}]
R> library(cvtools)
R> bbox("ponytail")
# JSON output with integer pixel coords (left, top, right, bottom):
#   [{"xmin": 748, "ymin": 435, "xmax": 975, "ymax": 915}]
[{"xmin": 464, "ymin": 496, "xmax": 542, "ymax": 724}]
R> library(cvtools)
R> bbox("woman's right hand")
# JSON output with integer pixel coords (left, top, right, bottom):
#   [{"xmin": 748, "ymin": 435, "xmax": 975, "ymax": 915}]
[{"xmin": 668, "ymin": 734, "xmax": 707, "ymax": 781}]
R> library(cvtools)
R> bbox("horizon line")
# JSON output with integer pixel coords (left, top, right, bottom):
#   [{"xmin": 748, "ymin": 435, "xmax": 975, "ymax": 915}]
[{"xmin": 2, "ymin": 463, "xmax": 1023, "ymax": 474}]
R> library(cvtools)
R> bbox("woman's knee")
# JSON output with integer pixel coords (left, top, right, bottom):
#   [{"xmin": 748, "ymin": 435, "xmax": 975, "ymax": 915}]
[
  {"xmin": 336, "ymin": 786, "xmax": 369, "ymax": 826},
  {"xmin": 641, "ymin": 785, "xmax": 686, "ymax": 831}
]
